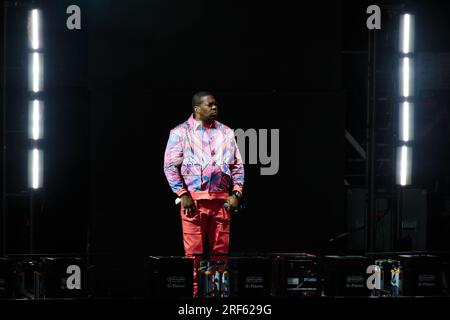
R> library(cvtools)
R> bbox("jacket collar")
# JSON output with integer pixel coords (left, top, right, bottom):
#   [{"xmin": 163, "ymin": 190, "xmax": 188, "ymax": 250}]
[{"xmin": 187, "ymin": 114, "xmax": 217, "ymax": 130}]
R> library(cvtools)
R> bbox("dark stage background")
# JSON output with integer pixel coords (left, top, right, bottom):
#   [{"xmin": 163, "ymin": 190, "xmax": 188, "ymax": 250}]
[
  {"xmin": 87, "ymin": 0, "xmax": 343, "ymax": 257},
  {"xmin": 1, "ymin": 0, "xmax": 344, "ymax": 261},
  {"xmin": 3, "ymin": 0, "xmax": 450, "ymax": 297}
]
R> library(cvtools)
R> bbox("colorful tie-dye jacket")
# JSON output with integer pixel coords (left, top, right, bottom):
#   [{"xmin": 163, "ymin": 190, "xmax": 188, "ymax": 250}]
[{"xmin": 164, "ymin": 115, "xmax": 244, "ymax": 200}]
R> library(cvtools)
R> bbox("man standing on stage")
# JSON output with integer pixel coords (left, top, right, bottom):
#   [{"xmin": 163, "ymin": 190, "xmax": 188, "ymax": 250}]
[{"xmin": 163, "ymin": 91, "xmax": 245, "ymax": 296}]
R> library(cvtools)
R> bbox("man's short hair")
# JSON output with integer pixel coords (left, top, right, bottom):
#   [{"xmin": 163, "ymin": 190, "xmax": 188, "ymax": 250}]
[{"xmin": 192, "ymin": 91, "xmax": 213, "ymax": 111}]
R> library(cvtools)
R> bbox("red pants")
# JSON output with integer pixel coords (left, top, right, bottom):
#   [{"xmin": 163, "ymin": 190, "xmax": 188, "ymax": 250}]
[{"xmin": 180, "ymin": 199, "xmax": 231, "ymax": 296}]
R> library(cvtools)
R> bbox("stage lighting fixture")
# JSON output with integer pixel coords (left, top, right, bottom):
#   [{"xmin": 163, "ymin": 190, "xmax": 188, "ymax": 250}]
[
  {"xmin": 396, "ymin": 146, "xmax": 412, "ymax": 186},
  {"xmin": 28, "ymin": 148, "xmax": 43, "ymax": 189},
  {"xmin": 400, "ymin": 57, "xmax": 414, "ymax": 98},
  {"xmin": 399, "ymin": 101, "xmax": 414, "ymax": 142},
  {"xmin": 396, "ymin": 13, "xmax": 415, "ymax": 186},
  {"xmin": 29, "ymin": 100, "xmax": 44, "ymax": 140},
  {"xmin": 399, "ymin": 13, "xmax": 414, "ymax": 54},
  {"xmin": 29, "ymin": 52, "xmax": 43, "ymax": 93},
  {"xmin": 29, "ymin": 9, "xmax": 41, "ymax": 50}
]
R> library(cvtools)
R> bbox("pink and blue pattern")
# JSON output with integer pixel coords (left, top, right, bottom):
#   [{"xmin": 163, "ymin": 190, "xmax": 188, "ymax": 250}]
[{"xmin": 164, "ymin": 115, "xmax": 244, "ymax": 199}]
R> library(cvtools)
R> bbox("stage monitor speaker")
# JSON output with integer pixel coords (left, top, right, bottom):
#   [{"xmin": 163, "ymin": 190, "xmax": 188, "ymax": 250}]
[
  {"xmin": 323, "ymin": 255, "xmax": 372, "ymax": 296},
  {"xmin": 398, "ymin": 254, "xmax": 442, "ymax": 296},
  {"xmin": 90, "ymin": 255, "xmax": 148, "ymax": 298},
  {"xmin": 227, "ymin": 257, "xmax": 273, "ymax": 298},
  {"xmin": 0, "ymin": 258, "xmax": 14, "ymax": 299},
  {"xmin": 272, "ymin": 254, "xmax": 321, "ymax": 297},
  {"xmin": 14, "ymin": 259, "xmax": 40, "ymax": 299},
  {"xmin": 148, "ymin": 256, "xmax": 193, "ymax": 298},
  {"xmin": 13, "ymin": 257, "xmax": 87, "ymax": 299},
  {"xmin": 35, "ymin": 257, "xmax": 88, "ymax": 299}
]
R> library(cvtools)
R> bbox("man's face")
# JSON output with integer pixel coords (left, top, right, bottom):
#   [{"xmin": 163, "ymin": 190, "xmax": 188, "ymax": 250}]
[{"xmin": 195, "ymin": 95, "xmax": 218, "ymax": 123}]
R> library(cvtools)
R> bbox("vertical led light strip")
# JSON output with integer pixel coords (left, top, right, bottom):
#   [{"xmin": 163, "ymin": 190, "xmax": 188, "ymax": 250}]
[
  {"xmin": 28, "ymin": 9, "xmax": 44, "ymax": 189},
  {"xmin": 29, "ymin": 148, "xmax": 43, "ymax": 189},
  {"xmin": 402, "ymin": 101, "xmax": 410, "ymax": 141},
  {"xmin": 399, "ymin": 146, "xmax": 408, "ymax": 186},
  {"xmin": 32, "ymin": 100, "xmax": 41, "ymax": 140},
  {"xmin": 397, "ymin": 13, "xmax": 415, "ymax": 186},
  {"xmin": 402, "ymin": 14, "xmax": 411, "ymax": 54},
  {"xmin": 399, "ymin": 101, "xmax": 414, "ymax": 142},
  {"xmin": 29, "ymin": 100, "xmax": 43, "ymax": 140},
  {"xmin": 31, "ymin": 9, "xmax": 40, "ymax": 50},
  {"xmin": 402, "ymin": 57, "xmax": 410, "ymax": 98},
  {"xmin": 397, "ymin": 146, "xmax": 412, "ymax": 186},
  {"xmin": 32, "ymin": 52, "xmax": 41, "ymax": 93}
]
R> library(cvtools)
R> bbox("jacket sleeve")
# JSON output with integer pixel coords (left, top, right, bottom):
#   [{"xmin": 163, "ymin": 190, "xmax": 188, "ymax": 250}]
[
  {"xmin": 163, "ymin": 128, "xmax": 189, "ymax": 197},
  {"xmin": 229, "ymin": 132, "xmax": 245, "ymax": 194}
]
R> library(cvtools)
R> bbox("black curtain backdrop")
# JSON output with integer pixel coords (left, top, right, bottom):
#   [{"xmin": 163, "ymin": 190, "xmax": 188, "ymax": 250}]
[
  {"xmin": 87, "ymin": 0, "xmax": 343, "ymax": 256},
  {"xmin": 2, "ymin": 0, "xmax": 344, "ymax": 258}
]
